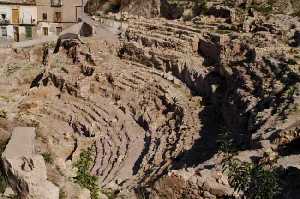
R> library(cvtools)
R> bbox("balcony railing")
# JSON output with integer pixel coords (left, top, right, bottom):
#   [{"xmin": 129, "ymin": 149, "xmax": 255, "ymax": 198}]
[
  {"xmin": 51, "ymin": 0, "xmax": 63, "ymax": 7},
  {"xmin": 0, "ymin": 17, "xmax": 35, "ymax": 25},
  {"xmin": 0, "ymin": 19, "xmax": 9, "ymax": 25}
]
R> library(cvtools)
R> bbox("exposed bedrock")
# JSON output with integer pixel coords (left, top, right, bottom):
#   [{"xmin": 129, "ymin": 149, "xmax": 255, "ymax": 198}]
[
  {"xmin": 34, "ymin": 66, "xmax": 202, "ymax": 189},
  {"xmin": 119, "ymin": 16, "xmax": 300, "ymax": 165},
  {"xmin": 114, "ymin": 15, "xmax": 300, "ymax": 198},
  {"xmin": 1, "ymin": 127, "xmax": 59, "ymax": 199},
  {"xmin": 24, "ymin": 38, "xmax": 202, "ymax": 195}
]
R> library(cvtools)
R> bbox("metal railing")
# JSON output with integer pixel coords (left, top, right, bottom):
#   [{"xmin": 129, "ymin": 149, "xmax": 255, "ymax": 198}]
[{"xmin": 0, "ymin": 19, "xmax": 9, "ymax": 25}]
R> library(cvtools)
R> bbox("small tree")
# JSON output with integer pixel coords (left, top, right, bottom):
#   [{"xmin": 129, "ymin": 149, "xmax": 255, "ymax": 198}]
[
  {"xmin": 73, "ymin": 147, "xmax": 99, "ymax": 199},
  {"xmin": 223, "ymin": 158, "xmax": 281, "ymax": 199}
]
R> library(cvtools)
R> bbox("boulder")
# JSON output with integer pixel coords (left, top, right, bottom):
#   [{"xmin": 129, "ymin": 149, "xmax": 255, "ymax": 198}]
[{"xmin": 1, "ymin": 127, "xmax": 59, "ymax": 199}]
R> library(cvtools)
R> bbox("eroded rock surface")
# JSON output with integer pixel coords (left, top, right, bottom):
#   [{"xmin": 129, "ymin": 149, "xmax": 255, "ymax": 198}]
[{"xmin": 1, "ymin": 127, "xmax": 59, "ymax": 199}]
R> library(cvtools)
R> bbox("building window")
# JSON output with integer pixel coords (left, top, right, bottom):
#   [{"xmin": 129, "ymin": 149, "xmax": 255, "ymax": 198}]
[
  {"xmin": 43, "ymin": 27, "xmax": 48, "ymax": 36},
  {"xmin": 1, "ymin": 26, "xmax": 7, "ymax": 37},
  {"xmin": 25, "ymin": 26, "xmax": 32, "ymax": 38},
  {"xmin": 42, "ymin": 13, "xmax": 47, "ymax": 21},
  {"xmin": 56, "ymin": 27, "xmax": 62, "ymax": 35},
  {"xmin": 0, "ymin": 14, "xmax": 9, "ymax": 25},
  {"xmin": 51, "ymin": 0, "xmax": 63, "ymax": 7},
  {"xmin": 54, "ymin": 12, "xmax": 62, "ymax": 22}
]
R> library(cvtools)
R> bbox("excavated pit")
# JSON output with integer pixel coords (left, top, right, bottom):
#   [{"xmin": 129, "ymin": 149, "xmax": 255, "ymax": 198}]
[{"xmin": 8, "ymin": 36, "xmax": 203, "ymax": 193}]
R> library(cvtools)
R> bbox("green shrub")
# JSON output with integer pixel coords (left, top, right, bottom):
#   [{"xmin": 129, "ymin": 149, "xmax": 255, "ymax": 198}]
[
  {"xmin": 73, "ymin": 147, "xmax": 99, "ymax": 199},
  {"xmin": 102, "ymin": 189, "xmax": 118, "ymax": 199},
  {"xmin": 250, "ymin": 2, "xmax": 273, "ymax": 14},
  {"xmin": 286, "ymin": 86, "xmax": 296, "ymax": 99},
  {"xmin": 42, "ymin": 152, "xmax": 54, "ymax": 165},
  {"xmin": 216, "ymin": 127, "xmax": 239, "ymax": 154},
  {"xmin": 220, "ymin": 125, "xmax": 281, "ymax": 199},
  {"xmin": 223, "ymin": 159, "xmax": 281, "ymax": 199}
]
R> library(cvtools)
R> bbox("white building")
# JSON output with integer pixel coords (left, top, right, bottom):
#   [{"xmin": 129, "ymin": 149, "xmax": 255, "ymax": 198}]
[
  {"xmin": 36, "ymin": 0, "xmax": 84, "ymax": 37},
  {"xmin": 0, "ymin": 0, "xmax": 37, "ymax": 42}
]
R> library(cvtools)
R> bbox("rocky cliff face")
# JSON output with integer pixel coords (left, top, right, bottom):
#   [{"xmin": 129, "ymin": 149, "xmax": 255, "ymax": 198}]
[{"xmin": 85, "ymin": 0, "xmax": 300, "ymax": 19}]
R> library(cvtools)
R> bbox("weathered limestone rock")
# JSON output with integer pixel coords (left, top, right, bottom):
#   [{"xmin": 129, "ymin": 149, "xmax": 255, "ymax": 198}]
[
  {"xmin": 60, "ymin": 182, "xmax": 91, "ymax": 199},
  {"xmin": 149, "ymin": 168, "xmax": 234, "ymax": 199},
  {"xmin": 120, "ymin": 0, "xmax": 160, "ymax": 18},
  {"xmin": 198, "ymin": 33, "xmax": 255, "ymax": 67},
  {"xmin": 198, "ymin": 33, "xmax": 229, "ymax": 65},
  {"xmin": 1, "ymin": 187, "xmax": 16, "ymax": 198},
  {"xmin": 1, "ymin": 127, "xmax": 59, "ymax": 199},
  {"xmin": 277, "ymin": 155, "xmax": 300, "ymax": 170}
]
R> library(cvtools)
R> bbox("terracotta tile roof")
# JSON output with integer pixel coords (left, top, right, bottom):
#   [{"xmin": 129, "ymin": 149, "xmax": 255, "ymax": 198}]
[{"xmin": 0, "ymin": 0, "xmax": 36, "ymax": 5}]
